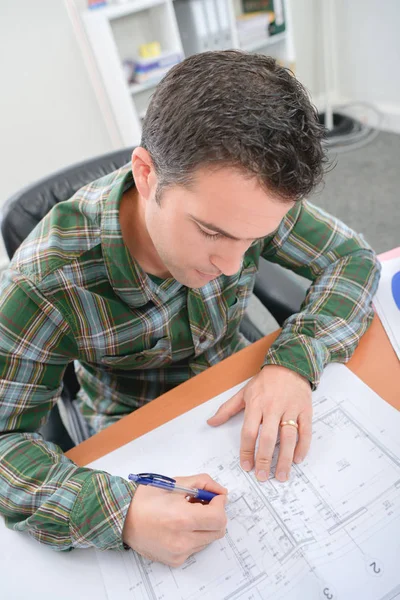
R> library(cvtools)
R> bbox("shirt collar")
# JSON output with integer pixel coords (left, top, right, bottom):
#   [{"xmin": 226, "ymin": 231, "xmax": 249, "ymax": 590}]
[{"xmin": 101, "ymin": 164, "xmax": 183, "ymax": 308}]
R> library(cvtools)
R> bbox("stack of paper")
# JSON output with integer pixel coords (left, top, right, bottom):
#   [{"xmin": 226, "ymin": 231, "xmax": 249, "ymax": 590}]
[{"xmin": 374, "ymin": 255, "xmax": 400, "ymax": 359}]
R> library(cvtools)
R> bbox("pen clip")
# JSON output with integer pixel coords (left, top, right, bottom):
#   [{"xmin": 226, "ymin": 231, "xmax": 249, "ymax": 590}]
[{"xmin": 135, "ymin": 472, "xmax": 176, "ymax": 484}]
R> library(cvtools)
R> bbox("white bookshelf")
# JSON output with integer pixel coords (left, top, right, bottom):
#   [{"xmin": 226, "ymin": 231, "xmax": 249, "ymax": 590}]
[{"xmin": 79, "ymin": 0, "xmax": 295, "ymax": 147}]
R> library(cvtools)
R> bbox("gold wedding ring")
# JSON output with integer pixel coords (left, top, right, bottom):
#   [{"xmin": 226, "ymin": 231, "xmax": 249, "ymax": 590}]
[{"xmin": 280, "ymin": 419, "xmax": 299, "ymax": 429}]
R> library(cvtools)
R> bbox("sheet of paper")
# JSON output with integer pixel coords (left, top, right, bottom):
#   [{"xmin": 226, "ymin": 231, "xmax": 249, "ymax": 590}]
[
  {"xmin": 374, "ymin": 256, "xmax": 400, "ymax": 359},
  {"xmin": 0, "ymin": 517, "xmax": 107, "ymax": 600},
  {"xmin": 89, "ymin": 364, "xmax": 400, "ymax": 600}
]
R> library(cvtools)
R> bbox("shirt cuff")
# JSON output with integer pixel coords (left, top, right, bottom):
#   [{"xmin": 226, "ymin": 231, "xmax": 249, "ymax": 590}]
[
  {"xmin": 262, "ymin": 333, "xmax": 331, "ymax": 390},
  {"xmin": 70, "ymin": 471, "xmax": 136, "ymax": 551}
]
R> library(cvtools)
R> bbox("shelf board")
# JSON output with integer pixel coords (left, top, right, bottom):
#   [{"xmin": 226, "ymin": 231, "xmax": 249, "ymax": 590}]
[
  {"xmin": 85, "ymin": 0, "xmax": 167, "ymax": 21},
  {"xmin": 240, "ymin": 32, "xmax": 286, "ymax": 53}
]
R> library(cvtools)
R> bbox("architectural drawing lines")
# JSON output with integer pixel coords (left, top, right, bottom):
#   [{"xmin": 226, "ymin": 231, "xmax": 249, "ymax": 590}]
[{"xmin": 94, "ymin": 365, "xmax": 400, "ymax": 600}]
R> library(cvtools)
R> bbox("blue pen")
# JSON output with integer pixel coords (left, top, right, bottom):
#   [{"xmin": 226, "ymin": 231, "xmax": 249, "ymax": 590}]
[{"xmin": 128, "ymin": 472, "xmax": 218, "ymax": 503}]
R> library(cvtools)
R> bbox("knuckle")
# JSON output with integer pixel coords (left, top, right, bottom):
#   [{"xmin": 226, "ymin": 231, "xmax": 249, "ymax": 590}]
[
  {"xmin": 256, "ymin": 456, "xmax": 271, "ymax": 468},
  {"xmin": 241, "ymin": 448, "xmax": 254, "ymax": 458}
]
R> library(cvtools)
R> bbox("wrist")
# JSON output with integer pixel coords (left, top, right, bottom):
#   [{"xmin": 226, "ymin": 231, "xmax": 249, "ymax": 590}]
[{"xmin": 261, "ymin": 363, "xmax": 312, "ymax": 388}]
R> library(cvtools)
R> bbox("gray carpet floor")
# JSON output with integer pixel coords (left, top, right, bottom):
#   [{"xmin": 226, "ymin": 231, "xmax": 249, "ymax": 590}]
[{"xmin": 310, "ymin": 130, "xmax": 400, "ymax": 254}]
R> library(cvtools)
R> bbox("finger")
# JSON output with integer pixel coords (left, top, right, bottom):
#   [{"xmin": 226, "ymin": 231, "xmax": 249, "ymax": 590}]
[
  {"xmin": 275, "ymin": 416, "xmax": 299, "ymax": 482},
  {"xmin": 255, "ymin": 415, "xmax": 281, "ymax": 481},
  {"xmin": 240, "ymin": 404, "xmax": 263, "ymax": 472},
  {"xmin": 189, "ymin": 494, "xmax": 228, "ymax": 531},
  {"xmin": 293, "ymin": 411, "xmax": 313, "ymax": 464},
  {"xmin": 207, "ymin": 389, "xmax": 245, "ymax": 426},
  {"xmin": 175, "ymin": 473, "xmax": 228, "ymax": 495}
]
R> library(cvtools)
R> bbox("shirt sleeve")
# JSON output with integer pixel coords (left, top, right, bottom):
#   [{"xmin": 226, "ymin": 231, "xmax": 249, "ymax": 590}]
[
  {"xmin": 0, "ymin": 268, "xmax": 135, "ymax": 551},
  {"xmin": 260, "ymin": 200, "xmax": 381, "ymax": 388}
]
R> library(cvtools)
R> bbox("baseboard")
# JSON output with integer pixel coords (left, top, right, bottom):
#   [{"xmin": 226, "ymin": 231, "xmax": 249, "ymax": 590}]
[
  {"xmin": 311, "ymin": 93, "xmax": 400, "ymax": 135},
  {"xmin": 373, "ymin": 102, "xmax": 400, "ymax": 134}
]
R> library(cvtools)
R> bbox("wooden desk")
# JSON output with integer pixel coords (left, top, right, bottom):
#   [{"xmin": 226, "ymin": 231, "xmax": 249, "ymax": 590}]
[{"xmin": 67, "ymin": 314, "xmax": 399, "ymax": 467}]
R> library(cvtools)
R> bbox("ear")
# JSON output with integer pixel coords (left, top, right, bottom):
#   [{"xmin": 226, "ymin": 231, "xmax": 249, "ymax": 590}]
[{"xmin": 131, "ymin": 147, "xmax": 158, "ymax": 202}]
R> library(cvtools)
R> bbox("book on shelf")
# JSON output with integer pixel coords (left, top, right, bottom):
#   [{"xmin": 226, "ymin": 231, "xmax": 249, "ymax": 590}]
[{"xmin": 241, "ymin": 0, "xmax": 286, "ymax": 36}]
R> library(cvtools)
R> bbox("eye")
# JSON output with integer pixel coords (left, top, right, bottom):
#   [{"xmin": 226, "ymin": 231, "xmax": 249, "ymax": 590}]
[{"xmin": 198, "ymin": 226, "xmax": 221, "ymax": 240}]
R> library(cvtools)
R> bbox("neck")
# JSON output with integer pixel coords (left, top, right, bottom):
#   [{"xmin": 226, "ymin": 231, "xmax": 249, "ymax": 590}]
[{"xmin": 119, "ymin": 187, "xmax": 171, "ymax": 278}]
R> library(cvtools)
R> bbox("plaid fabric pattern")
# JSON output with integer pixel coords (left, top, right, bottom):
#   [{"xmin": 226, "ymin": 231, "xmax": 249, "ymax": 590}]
[{"xmin": 0, "ymin": 164, "xmax": 380, "ymax": 551}]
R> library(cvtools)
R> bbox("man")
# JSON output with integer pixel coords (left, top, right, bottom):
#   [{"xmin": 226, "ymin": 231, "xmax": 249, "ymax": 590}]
[{"xmin": 0, "ymin": 51, "xmax": 379, "ymax": 567}]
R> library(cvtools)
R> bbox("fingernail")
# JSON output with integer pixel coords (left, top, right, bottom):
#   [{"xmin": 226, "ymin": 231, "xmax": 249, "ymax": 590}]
[
  {"xmin": 241, "ymin": 461, "xmax": 251, "ymax": 471},
  {"xmin": 256, "ymin": 470, "xmax": 268, "ymax": 482},
  {"xmin": 294, "ymin": 456, "xmax": 303, "ymax": 464},
  {"xmin": 277, "ymin": 471, "xmax": 287, "ymax": 482}
]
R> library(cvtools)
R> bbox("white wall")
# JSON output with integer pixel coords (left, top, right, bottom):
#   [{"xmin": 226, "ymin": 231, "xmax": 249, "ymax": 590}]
[
  {"xmin": 332, "ymin": 0, "xmax": 400, "ymax": 131},
  {"xmin": 335, "ymin": 0, "xmax": 400, "ymax": 105},
  {"xmin": 0, "ymin": 0, "xmax": 113, "ymax": 205},
  {"xmin": 288, "ymin": 0, "xmax": 325, "ymax": 100}
]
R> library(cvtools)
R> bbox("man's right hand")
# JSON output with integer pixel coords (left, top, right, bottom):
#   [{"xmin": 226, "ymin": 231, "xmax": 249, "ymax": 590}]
[{"xmin": 122, "ymin": 473, "xmax": 228, "ymax": 567}]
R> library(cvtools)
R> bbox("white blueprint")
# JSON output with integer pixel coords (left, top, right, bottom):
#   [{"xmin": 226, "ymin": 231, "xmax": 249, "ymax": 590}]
[{"xmin": 90, "ymin": 364, "xmax": 400, "ymax": 600}]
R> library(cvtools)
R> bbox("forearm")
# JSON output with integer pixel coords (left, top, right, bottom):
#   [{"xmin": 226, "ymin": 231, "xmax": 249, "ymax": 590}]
[
  {"xmin": 0, "ymin": 431, "xmax": 135, "ymax": 551},
  {"xmin": 263, "ymin": 247, "xmax": 380, "ymax": 387}
]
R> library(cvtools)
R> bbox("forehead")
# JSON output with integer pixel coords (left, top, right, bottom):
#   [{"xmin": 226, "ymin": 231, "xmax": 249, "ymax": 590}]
[{"xmin": 173, "ymin": 166, "xmax": 295, "ymax": 239}]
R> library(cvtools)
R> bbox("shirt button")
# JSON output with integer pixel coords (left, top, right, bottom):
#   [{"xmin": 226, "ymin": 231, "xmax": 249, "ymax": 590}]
[{"xmin": 199, "ymin": 335, "xmax": 207, "ymax": 344}]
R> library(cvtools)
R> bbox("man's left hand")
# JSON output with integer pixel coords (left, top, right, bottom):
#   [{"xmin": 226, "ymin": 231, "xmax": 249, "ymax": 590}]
[{"xmin": 207, "ymin": 365, "xmax": 312, "ymax": 482}]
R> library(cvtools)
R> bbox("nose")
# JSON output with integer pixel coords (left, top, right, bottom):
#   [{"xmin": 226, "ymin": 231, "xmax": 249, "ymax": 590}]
[{"xmin": 211, "ymin": 248, "xmax": 245, "ymax": 277}]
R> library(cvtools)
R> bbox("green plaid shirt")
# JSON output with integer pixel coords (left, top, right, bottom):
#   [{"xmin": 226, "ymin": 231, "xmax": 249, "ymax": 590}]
[{"xmin": 0, "ymin": 164, "xmax": 380, "ymax": 552}]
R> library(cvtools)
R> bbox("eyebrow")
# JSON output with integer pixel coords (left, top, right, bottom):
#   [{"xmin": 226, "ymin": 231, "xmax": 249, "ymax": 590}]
[{"xmin": 191, "ymin": 217, "xmax": 262, "ymax": 242}]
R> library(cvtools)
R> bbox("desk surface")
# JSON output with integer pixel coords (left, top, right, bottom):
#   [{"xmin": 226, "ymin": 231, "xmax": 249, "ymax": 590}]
[{"xmin": 66, "ymin": 314, "xmax": 400, "ymax": 467}]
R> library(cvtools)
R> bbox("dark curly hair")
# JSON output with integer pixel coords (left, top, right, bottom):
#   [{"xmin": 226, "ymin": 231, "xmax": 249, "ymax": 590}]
[{"xmin": 141, "ymin": 50, "xmax": 327, "ymax": 202}]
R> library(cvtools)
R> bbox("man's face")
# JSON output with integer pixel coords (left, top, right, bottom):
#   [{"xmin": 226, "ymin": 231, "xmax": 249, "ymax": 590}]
[{"xmin": 144, "ymin": 166, "xmax": 295, "ymax": 288}]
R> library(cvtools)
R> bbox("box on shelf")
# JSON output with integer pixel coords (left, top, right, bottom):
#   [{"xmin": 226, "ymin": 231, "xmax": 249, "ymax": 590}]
[
  {"xmin": 134, "ymin": 50, "xmax": 182, "ymax": 84},
  {"xmin": 123, "ymin": 50, "xmax": 183, "ymax": 85}
]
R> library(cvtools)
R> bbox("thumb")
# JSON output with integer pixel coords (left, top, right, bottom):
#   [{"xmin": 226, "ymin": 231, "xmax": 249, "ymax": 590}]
[{"xmin": 207, "ymin": 389, "xmax": 245, "ymax": 427}]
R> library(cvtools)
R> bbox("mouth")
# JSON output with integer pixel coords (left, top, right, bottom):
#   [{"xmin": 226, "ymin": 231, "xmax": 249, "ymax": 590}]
[{"xmin": 196, "ymin": 269, "xmax": 221, "ymax": 280}]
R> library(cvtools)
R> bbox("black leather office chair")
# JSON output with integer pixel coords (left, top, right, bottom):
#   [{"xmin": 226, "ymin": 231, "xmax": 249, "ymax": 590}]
[{"xmin": 0, "ymin": 148, "xmax": 308, "ymax": 451}]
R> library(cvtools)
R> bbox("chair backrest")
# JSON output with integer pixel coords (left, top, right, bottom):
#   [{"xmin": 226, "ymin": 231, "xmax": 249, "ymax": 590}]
[
  {"xmin": 1, "ymin": 147, "xmax": 133, "ymax": 260},
  {"xmin": 0, "ymin": 148, "xmax": 134, "ymax": 449}
]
